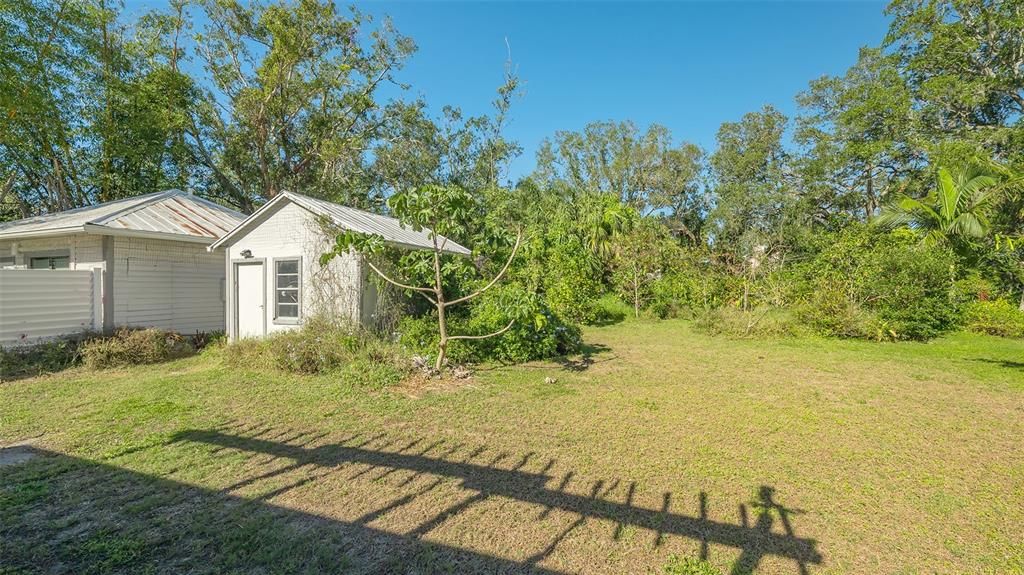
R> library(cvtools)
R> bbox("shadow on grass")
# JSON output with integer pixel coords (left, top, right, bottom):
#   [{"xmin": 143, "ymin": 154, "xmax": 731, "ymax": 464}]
[
  {"xmin": 481, "ymin": 342, "xmax": 616, "ymax": 374},
  {"xmin": 971, "ymin": 357, "xmax": 1024, "ymax": 371},
  {"xmin": 1, "ymin": 425, "xmax": 823, "ymax": 574}
]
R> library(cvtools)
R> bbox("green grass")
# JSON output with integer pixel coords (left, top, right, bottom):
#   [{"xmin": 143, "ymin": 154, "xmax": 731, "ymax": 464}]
[{"xmin": 2, "ymin": 320, "xmax": 1023, "ymax": 574}]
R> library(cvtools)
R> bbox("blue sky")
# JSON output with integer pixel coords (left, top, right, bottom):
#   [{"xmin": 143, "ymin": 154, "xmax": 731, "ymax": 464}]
[{"xmin": 126, "ymin": 1, "xmax": 892, "ymax": 182}]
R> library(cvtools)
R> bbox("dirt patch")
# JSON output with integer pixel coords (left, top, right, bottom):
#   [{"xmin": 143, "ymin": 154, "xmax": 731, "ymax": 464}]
[{"xmin": 394, "ymin": 372, "xmax": 477, "ymax": 398}]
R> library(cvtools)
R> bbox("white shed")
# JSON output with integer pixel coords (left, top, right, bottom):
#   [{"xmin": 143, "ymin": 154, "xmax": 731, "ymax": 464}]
[
  {"xmin": 0, "ymin": 190, "xmax": 246, "ymax": 345},
  {"xmin": 209, "ymin": 191, "xmax": 470, "ymax": 340}
]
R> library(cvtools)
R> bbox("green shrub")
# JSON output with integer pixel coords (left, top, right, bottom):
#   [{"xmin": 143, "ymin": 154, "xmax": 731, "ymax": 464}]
[
  {"xmin": 223, "ymin": 317, "xmax": 410, "ymax": 380},
  {"xmin": 1, "ymin": 338, "xmax": 83, "ymax": 380},
  {"xmin": 541, "ymin": 236, "xmax": 604, "ymax": 324},
  {"xmin": 792, "ymin": 226, "xmax": 959, "ymax": 340},
  {"xmin": 398, "ymin": 285, "xmax": 582, "ymax": 365},
  {"xmin": 962, "ymin": 299, "xmax": 1024, "ymax": 338},
  {"xmin": 663, "ymin": 555, "xmax": 722, "ymax": 575},
  {"xmin": 793, "ymin": 280, "xmax": 876, "ymax": 338},
  {"xmin": 592, "ymin": 293, "xmax": 631, "ymax": 324},
  {"xmin": 81, "ymin": 328, "xmax": 193, "ymax": 369}
]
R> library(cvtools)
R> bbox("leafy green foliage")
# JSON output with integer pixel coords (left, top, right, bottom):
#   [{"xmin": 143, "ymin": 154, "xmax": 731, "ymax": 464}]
[
  {"xmin": 398, "ymin": 284, "xmax": 581, "ymax": 364},
  {"xmin": 792, "ymin": 226, "xmax": 959, "ymax": 340},
  {"xmin": 876, "ymin": 164, "xmax": 1005, "ymax": 253},
  {"xmin": 540, "ymin": 235, "xmax": 604, "ymax": 324},
  {"xmin": 962, "ymin": 300, "xmax": 1024, "ymax": 339}
]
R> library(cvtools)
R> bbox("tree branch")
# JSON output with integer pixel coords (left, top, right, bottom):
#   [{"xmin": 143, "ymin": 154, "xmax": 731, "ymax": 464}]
[
  {"xmin": 446, "ymin": 229, "xmax": 522, "ymax": 307},
  {"xmin": 448, "ymin": 318, "xmax": 516, "ymax": 341},
  {"xmin": 364, "ymin": 259, "xmax": 437, "ymax": 304}
]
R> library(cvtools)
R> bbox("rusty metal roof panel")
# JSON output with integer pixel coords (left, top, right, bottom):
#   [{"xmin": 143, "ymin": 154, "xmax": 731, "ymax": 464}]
[{"xmin": 0, "ymin": 190, "xmax": 246, "ymax": 242}]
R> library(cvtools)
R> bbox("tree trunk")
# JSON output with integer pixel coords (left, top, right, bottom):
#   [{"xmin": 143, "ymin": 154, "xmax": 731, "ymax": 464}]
[
  {"xmin": 634, "ymin": 280, "xmax": 640, "ymax": 318},
  {"xmin": 435, "ymin": 300, "xmax": 448, "ymax": 371},
  {"xmin": 1019, "ymin": 288, "xmax": 1024, "ymax": 312},
  {"xmin": 433, "ymin": 245, "xmax": 447, "ymax": 371},
  {"xmin": 864, "ymin": 165, "xmax": 876, "ymax": 222}
]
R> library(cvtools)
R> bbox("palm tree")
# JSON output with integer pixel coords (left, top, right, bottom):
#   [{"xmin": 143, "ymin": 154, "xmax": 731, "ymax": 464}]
[{"xmin": 875, "ymin": 165, "xmax": 1003, "ymax": 250}]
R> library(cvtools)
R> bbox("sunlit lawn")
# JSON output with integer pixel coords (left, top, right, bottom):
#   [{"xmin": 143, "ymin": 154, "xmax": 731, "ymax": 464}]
[{"xmin": 1, "ymin": 320, "xmax": 1022, "ymax": 574}]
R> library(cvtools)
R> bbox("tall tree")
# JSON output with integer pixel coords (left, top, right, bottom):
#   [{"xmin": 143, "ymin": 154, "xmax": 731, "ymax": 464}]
[
  {"xmin": 796, "ymin": 48, "xmax": 923, "ymax": 222},
  {"xmin": 191, "ymin": 0, "xmax": 414, "ymax": 211},
  {"xmin": 534, "ymin": 120, "xmax": 706, "ymax": 219},
  {"xmin": 886, "ymin": 0, "xmax": 1024, "ymax": 166},
  {"xmin": 1, "ymin": 0, "xmax": 101, "ymax": 216},
  {"xmin": 708, "ymin": 105, "xmax": 795, "ymax": 253}
]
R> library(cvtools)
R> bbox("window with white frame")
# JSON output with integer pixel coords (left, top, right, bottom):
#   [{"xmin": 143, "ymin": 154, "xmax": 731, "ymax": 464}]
[
  {"xmin": 274, "ymin": 258, "xmax": 300, "ymax": 320},
  {"xmin": 28, "ymin": 252, "xmax": 70, "ymax": 269}
]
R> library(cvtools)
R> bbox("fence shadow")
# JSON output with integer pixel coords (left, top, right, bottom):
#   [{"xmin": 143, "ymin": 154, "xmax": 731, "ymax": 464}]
[{"xmin": 1, "ymin": 424, "xmax": 823, "ymax": 574}]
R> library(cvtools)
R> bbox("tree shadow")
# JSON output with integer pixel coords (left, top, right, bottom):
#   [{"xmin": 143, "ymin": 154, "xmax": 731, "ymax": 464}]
[
  {"xmin": 1, "ymin": 425, "xmax": 823, "ymax": 573},
  {"xmin": 482, "ymin": 342, "xmax": 616, "ymax": 374},
  {"xmin": 971, "ymin": 357, "xmax": 1024, "ymax": 371}
]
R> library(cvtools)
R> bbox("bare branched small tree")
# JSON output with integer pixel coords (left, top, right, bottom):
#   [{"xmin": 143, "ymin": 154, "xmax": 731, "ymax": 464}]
[{"xmin": 321, "ymin": 184, "xmax": 521, "ymax": 370}]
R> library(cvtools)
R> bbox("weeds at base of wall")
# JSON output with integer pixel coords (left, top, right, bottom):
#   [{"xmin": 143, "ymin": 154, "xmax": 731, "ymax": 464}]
[
  {"xmin": 1, "ymin": 337, "xmax": 86, "ymax": 381},
  {"xmin": 220, "ymin": 317, "xmax": 413, "ymax": 387},
  {"xmin": 2, "ymin": 328, "xmax": 222, "ymax": 380},
  {"xmin": 80, "ymin": 329, "xmax": 197, "ymax": 369}
]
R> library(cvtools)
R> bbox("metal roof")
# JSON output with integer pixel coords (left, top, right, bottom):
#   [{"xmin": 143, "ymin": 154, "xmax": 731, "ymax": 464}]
[
  {"xmin": 210, "ymin": 191, "xmax": 471, "ymax": 255},
  {"xmin": 0, "ymin": 190, "xmax": 247, "ymax": 243}
]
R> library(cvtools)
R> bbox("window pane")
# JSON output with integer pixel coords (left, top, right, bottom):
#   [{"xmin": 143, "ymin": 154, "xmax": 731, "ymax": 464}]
[
  {"xmin": 51, "ymin": 256, "xmax": 70, "ymax": 269},
  {"xmin": 277, "ymin": 303, "xmax": 299, "ymax": 318},
  {"xmin": 277, "ymin": 260, "xmax": 298, "ymax": 274},
  {"xmin": 277, "ymin": 289, "xmax": 298, "ymax": 304},
  {"xmin": 277, "ymin": 273, "xmax": 298, "ymax": 288},
  {"xmin": 29, "ymin": 257, "xmax": 50, "ymax": 269}
]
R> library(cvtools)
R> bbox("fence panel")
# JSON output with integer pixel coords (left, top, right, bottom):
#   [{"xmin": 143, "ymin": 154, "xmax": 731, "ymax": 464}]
[{"xmin": 0, "ymin": 268, "xmax": 100, "ymax": 346}]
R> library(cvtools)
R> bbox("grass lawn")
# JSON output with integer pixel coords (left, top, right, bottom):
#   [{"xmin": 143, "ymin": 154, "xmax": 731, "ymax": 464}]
[{"xmin": 1, "ymin": 320, "xmax": 1023, "ymax": 574}]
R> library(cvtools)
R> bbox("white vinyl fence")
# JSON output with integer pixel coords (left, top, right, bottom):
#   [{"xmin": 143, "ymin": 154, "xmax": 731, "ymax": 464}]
[{"xmin": 0, "ymin": 268, "xmax": 103, "ymax": 346}]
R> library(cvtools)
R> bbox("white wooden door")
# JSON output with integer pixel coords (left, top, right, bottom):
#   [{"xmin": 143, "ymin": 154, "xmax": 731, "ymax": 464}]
[{"xmin": 234, "ymin": 262, "xmax": 265, "ymax": 339}]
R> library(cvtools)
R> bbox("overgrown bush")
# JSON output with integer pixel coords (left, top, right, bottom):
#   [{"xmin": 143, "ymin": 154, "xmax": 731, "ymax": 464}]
[
  {"xmin": 962, "ymin": 299, "xmax": 1024, "ymax": 338},
  {"xmin": 592, "ymin": 293, "xmax": 631, "ymax": 324},
  {"xmin": 398, "ymin": 285, "xmax": 582, "ymax": 365},
  {"xmin": 694, "ymin": 306, "xmax": 807, "ymax": 338},
  {"xmin": 223, "ymin": 317, "xmax": 410, "ymax": 385},
  {"xmin": 541, "ymin": 236, "xmax": 604, "ymax": 324},
  {"xmin": 1, "ymin": 338, "xmax": 83, "ymax": 380},
  {"xmin": 791, "ymin": 226, "xmax": 959, "ymax": 340},
  {"xmin": 81, "ymin": 328, "xmax": 193, "ymax": 369}
]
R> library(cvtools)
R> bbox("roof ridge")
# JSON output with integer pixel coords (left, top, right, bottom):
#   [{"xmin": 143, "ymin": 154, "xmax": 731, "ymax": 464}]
[{"xmin": 90, "ymin": 190, "xmax": 181, "ymax": 225}]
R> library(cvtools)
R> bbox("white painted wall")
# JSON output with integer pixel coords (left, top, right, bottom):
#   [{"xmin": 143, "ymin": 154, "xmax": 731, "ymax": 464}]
[
  {"xmin": 0, "ymin": 235, "xmax": 104, "ymax": 269},
  {"xmin": 0, "ymin": 233, "xmax": 227, "ymax": 345},
  {"xmin": 0, "ymin": 269, "xmax": 100, "ymax": 345},
  {"xmin": 225, "ymin": 201, "xmax": 367, "ymax": 339},
  {"xmin": 113, "ymin": 237, "xmax": 226, "ymax": 334}
]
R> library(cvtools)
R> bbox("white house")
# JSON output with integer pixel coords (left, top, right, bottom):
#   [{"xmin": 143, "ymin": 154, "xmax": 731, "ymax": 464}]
[
  {"xmin": 0, "ymin": 190, "xmax": 246, "ymax": 345},
  {"xmin": 208, "ymin": 191, "xmax": 470, "ymax": 340}
]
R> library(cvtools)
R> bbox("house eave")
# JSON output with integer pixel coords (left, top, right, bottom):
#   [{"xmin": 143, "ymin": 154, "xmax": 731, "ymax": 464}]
[{"xmin": 82, "ymin": 224, "xmax": 218, "ymax": 244}]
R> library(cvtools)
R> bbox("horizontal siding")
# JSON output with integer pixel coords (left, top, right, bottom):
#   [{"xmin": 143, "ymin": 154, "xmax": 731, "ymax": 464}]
[
  {"xmin": 114, "ymin": 237, "xmax": 226, "ymax": 334},
  {"xmin": 0, "ymin": 270, "xmax": 96, "ymax": 345},
  {"xmin": 0, "ymin": 235, "xmax": 104, "ymax": 269},
  {"xmin": 226, "ymin": 202, "xmax": 362, "ymax": 338}
]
